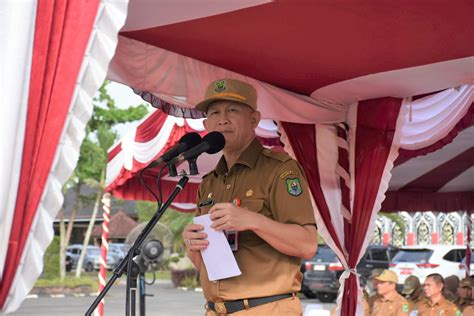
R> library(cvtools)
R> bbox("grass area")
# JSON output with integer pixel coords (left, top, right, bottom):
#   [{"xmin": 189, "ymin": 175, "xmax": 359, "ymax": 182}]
[
  {"xmin": 34, "ymin": 270, "xmax": 171, "ymax": 289},
  {"xmin": 35, "ymin": 276, "xmax": 99, "ymax": 292}
]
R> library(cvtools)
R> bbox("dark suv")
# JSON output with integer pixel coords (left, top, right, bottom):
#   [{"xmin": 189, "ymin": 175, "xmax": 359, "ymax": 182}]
[{"xmin": 301, "ymin": 244, "xmax": 398, "ymax": 302}]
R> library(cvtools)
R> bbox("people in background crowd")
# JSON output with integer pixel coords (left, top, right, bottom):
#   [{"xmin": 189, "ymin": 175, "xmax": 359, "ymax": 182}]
[
  {"xmin": 416, "ymin": 273, "xmax": 460, "ymax": 316},
  {"xmin": 402, "ymin": 275, "xmax": 425, "ymax": 312},
  {"xmin": 443, "ymin": 275, "xmax": 460, "ymax": 303},
  {"xmin": 456, "ymin": 277, "xmax": 473, "ymax": 313},
  {"xmin": 367, "ymin": 268, "xmax": 384, "ymax": 313},
  {"xmin": 370, "ymin": 270, "xmax": 409, "ymax": 316}
]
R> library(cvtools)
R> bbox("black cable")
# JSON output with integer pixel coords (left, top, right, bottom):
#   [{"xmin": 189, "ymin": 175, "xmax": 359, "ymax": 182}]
[
  {"xmin": 138, "ymin": 166, "xmax": 161, "ymax": 205},
  {"xmin": 156, "ymin": 165, "xmax": 167, "ymax": 209},
  {"xmin": 144, "ymin": 271, "xmax": 156, "ymax": 285}
]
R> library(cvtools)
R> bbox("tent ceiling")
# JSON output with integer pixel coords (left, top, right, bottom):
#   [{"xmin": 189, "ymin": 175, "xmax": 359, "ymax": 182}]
[{"xmin": 121, "ymin": 1, "xmax": 474, "ymax": 96}]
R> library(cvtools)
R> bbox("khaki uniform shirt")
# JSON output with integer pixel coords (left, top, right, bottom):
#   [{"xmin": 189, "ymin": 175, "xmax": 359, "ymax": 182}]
[
  {"xmin": 462, "ymin": 305, "xmax": 473, "ymax": 315},
  {"xmin": 196, "ymin": 139, "xmax": 316, "ymax": 302},
  {"xmin": 407, "ymin": 293, "xmax": 426, "ymax": 312},
  {"xmin": 368, "ymin": 293, "xmax": 382, "ymax": 314},
  {"xmin": 371, "ymin": 291, "xmax": 409, "ymax": 316},
  {"xmin": 457, "ymin": 298, "xmax": 473, "ymax": 313},
  {"xmin": 416, "ymin": 297, "xmax": 461, "ymax": 316}
]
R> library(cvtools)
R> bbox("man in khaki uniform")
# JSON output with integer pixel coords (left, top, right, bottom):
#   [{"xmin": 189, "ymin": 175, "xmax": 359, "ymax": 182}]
[
  {"xmin": 367, "ymin": 268, "xmax": 384, "ymax": 313},
  {"xmin": 402, "ymin": 275, "xmax": 425, "ymax": 312},
  {"xmin": 182, "ymin": 78, "xmax": 318, "ymax": 315},
  {"xmin": 416, "ymin": 273, "xmax": 461, "ymax": 316},
  {"xmin": 370, "ymin": 270, "xmax": 409, "ymax": 316}
]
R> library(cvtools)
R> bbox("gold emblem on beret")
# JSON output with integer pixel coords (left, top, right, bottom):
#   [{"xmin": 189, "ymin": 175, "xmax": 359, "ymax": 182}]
[
  {"xmin": 245, "ymin": 189, "xmax": 253, "ymax": 197},
  {"xmin": 207, "ymin": 192, "xmax": 213, "ymax": 199}
]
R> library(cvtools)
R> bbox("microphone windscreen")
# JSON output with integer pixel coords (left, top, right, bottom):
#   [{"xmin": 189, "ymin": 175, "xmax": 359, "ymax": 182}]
[
  {"xmin": 203, "ymin": 131, "xmax": 225, "ymax": 154},
  {"xmin": 179, "ymin": 132, "xmax": 202, "ymax": 148}
]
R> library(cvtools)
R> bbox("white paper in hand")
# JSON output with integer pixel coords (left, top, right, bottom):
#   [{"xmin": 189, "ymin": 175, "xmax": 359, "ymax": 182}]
[{"xmin": 193, "ymin": 214, "xmax": 241, "ymax": 281}]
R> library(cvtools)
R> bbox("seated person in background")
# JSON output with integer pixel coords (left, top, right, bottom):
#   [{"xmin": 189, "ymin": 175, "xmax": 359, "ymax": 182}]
[
  {"xmin": 443, "ymin": 275, "xmax": 460, "ymax": 303},
  {"xmin": 370, "ymin": 270, "xmax": 409, "ymax": 316},
  {"xmin": 416, "ymin": 273, "xmax": 460, "ymax": 316},
  {"xmin": 402, "ymin": 275, "xmax": 425, "ymax": 312}
]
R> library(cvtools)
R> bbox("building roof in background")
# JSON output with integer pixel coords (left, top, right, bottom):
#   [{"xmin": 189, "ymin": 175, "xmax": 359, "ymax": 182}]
[{"xmin": 91, "ymin": 210, "xmax": 137, "ymax": 238}]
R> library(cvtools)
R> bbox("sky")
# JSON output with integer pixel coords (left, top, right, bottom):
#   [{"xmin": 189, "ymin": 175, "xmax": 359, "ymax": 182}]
[{"xmin": 105, "ymin": 81, "xmax": 152, "ymax": 138}]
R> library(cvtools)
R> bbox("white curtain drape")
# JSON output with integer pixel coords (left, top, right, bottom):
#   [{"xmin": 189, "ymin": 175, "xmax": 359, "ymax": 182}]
[
  {"xmin": 0, "ymin": 1, "xmax": 129, "ymax": 313},
  {"xmin": 400, "ymin": 84, "xmax": 473, "ymax": 150},
  {"xmin": 0, "ymin": 0, "xmax": 37, "ymax": 282}
]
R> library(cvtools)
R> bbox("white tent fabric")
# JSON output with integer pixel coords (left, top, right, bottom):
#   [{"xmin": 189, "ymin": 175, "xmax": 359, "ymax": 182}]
[
  {"xmin": 0, "ymin": 1, "xmax": 128, "ymax": 313},
  {"xmin": 0, "ymin": 0, "xmax": 37, "ymax": 283},
  {"xmin": 1, "ymin": 1, "xmax": 472, "ymax": 315},
  {"xmin": 399, "ymin": 84, "xmax": 474, "ymax": 150},
  {"xmin": 108, "ymin": 37, "xmax": 347, "ymax": 124}
]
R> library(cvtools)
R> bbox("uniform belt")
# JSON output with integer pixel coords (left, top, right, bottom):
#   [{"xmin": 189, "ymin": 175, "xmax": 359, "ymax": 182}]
[{"xmin": 208, "ymin": 293, "xmax": 292, "ymax": 314}]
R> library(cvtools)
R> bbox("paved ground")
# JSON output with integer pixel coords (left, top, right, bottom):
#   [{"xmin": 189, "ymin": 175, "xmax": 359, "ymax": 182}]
[{"xmin": 12, "ymin": 280, "xmax": 335, "ymax": 315}]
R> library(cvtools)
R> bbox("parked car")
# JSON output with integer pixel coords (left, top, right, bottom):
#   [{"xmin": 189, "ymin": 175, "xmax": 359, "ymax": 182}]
[
  {"xmin": 389, "ymin": 245, "xmax": 472, "ymax": 284},
  {"xmin": 301, "ymin": 244, "xmax": 398, "ymax": 302},
  {"xmin": 66, "ymin": 244, "xmax": 118, "ymax": 271},
  {"xmin": 108, "ymin": 243, "xmax": 127, "ymax": 264}
]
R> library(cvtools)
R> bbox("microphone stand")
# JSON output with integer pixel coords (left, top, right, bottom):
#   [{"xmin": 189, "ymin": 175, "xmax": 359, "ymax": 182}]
[{"xmin": 85, "ymin": 175, "xmax": 189, "ymax": 316}]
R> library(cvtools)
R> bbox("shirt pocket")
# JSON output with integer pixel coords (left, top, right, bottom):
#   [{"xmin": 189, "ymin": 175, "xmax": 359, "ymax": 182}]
[
  {"xmin": 197, "ymin": 199, "xmax": 214, "ymax": 215},
  {"xmin": 239, "ymin": 199, "xmax": 266, "ymax": 246},
  {"xmin": 240, "ymin": 199, "xmax": 264, "ymax": 212}
]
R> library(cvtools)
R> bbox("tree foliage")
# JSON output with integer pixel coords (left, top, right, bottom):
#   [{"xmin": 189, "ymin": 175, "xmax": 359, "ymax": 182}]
[{"xmin": 60, "ymin": 81, "xmax": 149, "ymax": 278}]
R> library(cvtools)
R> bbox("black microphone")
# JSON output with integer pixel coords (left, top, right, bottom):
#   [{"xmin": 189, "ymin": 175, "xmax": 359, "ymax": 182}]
[
  {"xmin": 148, "ymin": 132, "xmax": 202, "ymax": 167},
  {"xmin": 168, "ymin": 131, "xmax": 225, "ymax": 166}
]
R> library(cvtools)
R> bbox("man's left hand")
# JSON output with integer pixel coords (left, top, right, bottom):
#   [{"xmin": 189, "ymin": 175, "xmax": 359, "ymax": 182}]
[{"xmin": 209, "ymin": 202, "xmax": 258, "ymax": 231}]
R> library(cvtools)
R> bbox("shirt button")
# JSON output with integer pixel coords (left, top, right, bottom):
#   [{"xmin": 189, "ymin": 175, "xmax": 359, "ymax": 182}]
[{"xmin": 226, "ymin": 184, "xmax": 231, "ymax": 189}]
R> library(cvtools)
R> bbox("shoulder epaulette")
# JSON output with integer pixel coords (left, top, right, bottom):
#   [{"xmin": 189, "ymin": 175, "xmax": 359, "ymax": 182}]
[{"xmin": 262, "ymin": 148, "xmax": 292, "ymax": 162}]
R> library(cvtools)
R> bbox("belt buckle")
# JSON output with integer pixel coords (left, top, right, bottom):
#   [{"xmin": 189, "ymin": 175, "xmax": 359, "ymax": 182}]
[{"xmin": 215, "ymin": 302, "xmax": 227, "ymax": 314}]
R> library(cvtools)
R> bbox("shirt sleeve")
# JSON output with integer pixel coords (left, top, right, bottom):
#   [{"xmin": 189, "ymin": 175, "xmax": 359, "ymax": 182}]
[{"xmin": 268, "ymin": 159, "xmax": 316, "ymax": 226}]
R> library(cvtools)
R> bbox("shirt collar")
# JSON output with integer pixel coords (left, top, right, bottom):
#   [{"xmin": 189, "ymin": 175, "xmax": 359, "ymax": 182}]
[
  {"xmin": 214, "ymin": 138, "xmax": 262, "ymax": 176},
  {"xmin": 382, "ymin": 290, "xmax": 399, "ymax": 302},
  {"xmin": 427, "ymin": 297, "xmax": 444, "ymax": 307}
]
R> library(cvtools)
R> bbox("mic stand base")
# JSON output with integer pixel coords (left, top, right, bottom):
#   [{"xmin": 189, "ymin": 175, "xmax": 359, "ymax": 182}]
[{"xmin": 85, "ymin": 176, "xmax": 189, "ymax": 316}]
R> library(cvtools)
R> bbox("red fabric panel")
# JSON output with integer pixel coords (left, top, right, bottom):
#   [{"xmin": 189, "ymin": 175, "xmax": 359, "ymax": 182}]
[
  {"xmin": 106, "ymin": 123, "xmax": 203, "ymax": 194},
  {"xmin": 400, "ymin": 147, "xmax": 474, "ymax": 192},
  {"xmin": 341, "ymin": 97, "xmax": 402, "ymax": 316},
  {"xmin": 110, "ymin": 173, "xmax": 200, "ymax": 213},
  {"xmin": 381, "ymin": 191, "xmax": 473, "ymax": 212},
  {"xmin": 397, "ymin": 103, "xmax": 473, "ymax": 161},
  {"xmin": 121, "ymin": 2, "xmax": 474, "ymax": 95},
  {"xmin": 108, "ymin": 142, "xmax": 122, "ymax": 162},
  {"xmin": 0, "ymin": 0, "xmax": 100, "ymax": 309},
  {"xmin": 281, "ymin": 123, "xmax": 345, "ymax": 253},
  {"xmin": 134, "ymin": 109, "xmax": 168, "ymax": 142}
]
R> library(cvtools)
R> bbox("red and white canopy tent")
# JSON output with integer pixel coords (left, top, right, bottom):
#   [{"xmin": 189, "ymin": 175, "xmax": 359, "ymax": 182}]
[{"xmin": 2, "ymin": 1, "xmax": 473, "ymax": 315}]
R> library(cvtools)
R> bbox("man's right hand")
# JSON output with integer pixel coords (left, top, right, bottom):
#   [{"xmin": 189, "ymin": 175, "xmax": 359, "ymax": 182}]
[{"xmin": 182, "ymin": 223, "xmax": 208, "ymax": 270}]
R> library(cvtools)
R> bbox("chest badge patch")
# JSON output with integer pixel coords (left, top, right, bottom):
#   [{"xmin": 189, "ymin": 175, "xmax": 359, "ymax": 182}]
[
  {"xmin": 245, "ymin": 189, "xmax": 253, "ymax": 197},
  {"xmin": 286, "ymin": 178, "xmax": 302, "ymax": 196},
  {"xmin": 402, "ymin": 304, "xmax": 408, "ymax": 312}
]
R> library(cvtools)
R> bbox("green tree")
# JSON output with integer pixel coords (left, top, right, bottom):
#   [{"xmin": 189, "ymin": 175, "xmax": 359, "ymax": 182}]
[{"xmin": 58, "ymin": 81, "xmax": 148, "ymax": 279}]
